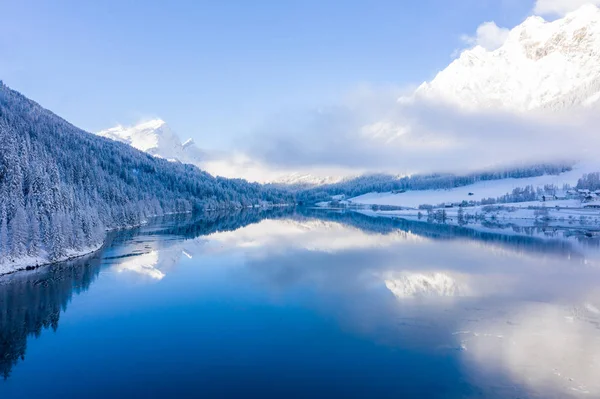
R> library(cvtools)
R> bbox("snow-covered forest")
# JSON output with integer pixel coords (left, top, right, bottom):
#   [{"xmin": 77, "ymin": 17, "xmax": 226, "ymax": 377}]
[
  {"xmin": 577, "ymin": 173, "xmax": 600, "ymax": 191},
  {"xmin": 0, "ymin": 82, "xmax": 292, "ymax": 268},
  {"xmin": 295, "ymin": 164, "xmax": 574, "ymax": 204}
]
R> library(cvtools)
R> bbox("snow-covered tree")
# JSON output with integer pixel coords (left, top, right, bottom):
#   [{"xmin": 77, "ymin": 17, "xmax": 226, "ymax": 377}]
[
  {"xmin": 0, "ymin": 81, "xmax": 293, "ymax": 266},
  {"xmin": 9, "ymin": 206, "xmax": 27, "ymax": 258},
  {"xmin": 0, "ymin": 205, "xmax": 7, "ymax": 261}
]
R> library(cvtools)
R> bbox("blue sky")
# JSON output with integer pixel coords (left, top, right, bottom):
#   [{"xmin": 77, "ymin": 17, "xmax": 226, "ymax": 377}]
[{"xmin": 1, "ymin": 0, "xmax": 536, "ymax": 149}]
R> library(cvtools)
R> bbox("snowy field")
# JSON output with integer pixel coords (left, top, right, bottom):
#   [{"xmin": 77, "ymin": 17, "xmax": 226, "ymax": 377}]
[
  {"xmin": 349, "ymin": 163, "xmax": 600, "ymax": 210},
  {"xmin": 350, "ymin": 169, "xmax": 585, "ymax": 209},
  {"xmin": 325, "ymin": 163, "xmax": 600, "ymax": 229}
]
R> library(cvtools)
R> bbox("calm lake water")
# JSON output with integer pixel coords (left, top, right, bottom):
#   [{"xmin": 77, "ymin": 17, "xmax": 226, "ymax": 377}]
[{"xmin": 1, "ymin": 208, "xmax": 600, "ymax": 398}]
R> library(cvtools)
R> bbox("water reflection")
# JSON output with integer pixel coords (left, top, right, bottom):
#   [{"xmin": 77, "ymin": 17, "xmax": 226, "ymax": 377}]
[
  {"xmin": 103, "ymin": 208, "xmax": 293, "ymax": 280},
  {"xmin": 0, "ymin": 254, "xmax": 103, "ymax": 378},
  {"xmin": 0, "ymin": 209, "xmax": 290, "ymax": 379},
  {"xmin": 459, "ymin": 299, "xmax": 600, "ymax": 397},
  {"xmin": 0, "ymin": 208, "xmax": 599, "ymax": 398},
  {"xmin": 384, "ymin": 272, "xmax": 467, "ymax": 298},
  {"xmin": 205, "ymin": 210, "xmax": 600, "ymax": 397},
  {"xmin": 305, "ymin": 209, "xmax": 597, "ymax": 262}
]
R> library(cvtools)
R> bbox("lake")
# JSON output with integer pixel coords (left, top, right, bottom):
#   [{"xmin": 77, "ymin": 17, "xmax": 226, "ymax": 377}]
[{"xmin": 1, "ymin": 208, "xmax": 599, "ymax": 398}]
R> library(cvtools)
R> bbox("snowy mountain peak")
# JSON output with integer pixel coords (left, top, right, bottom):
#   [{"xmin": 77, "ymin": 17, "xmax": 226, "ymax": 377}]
[
  {"xmin": 415, "ymin": 4, "xmax": 600, "ymax": 111},
  {"xmin": 97, "ymin": 120, "xmax": 205, "ymax": 167}
]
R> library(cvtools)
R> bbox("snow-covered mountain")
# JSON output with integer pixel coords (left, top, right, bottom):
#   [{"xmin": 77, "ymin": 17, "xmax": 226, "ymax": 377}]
[
  {"xmin": 415, "ymin": 4, "xmax": 600, "ymax": 111},
  {"xmin": 97, "ymin": 119, "xmax": 205, "ymax": 166},
  {"xmin": 96, "ymin": 5, "xmax": 600, "ymax": 188}
]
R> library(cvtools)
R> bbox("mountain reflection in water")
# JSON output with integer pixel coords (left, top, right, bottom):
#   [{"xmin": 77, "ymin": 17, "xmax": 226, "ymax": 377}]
[
  {"xmin": 0, "ymin": 208, "xmax": 599, "ymax": 398},
  {"xmin": 0, "ymin": 209, "xmax": 290, "ymax": 379}
]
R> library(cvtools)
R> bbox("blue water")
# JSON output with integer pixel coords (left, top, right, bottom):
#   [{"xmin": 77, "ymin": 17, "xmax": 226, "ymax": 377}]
[{"xmin": 1, "ymin": 209, "xmax": 600, "ymax": 398}]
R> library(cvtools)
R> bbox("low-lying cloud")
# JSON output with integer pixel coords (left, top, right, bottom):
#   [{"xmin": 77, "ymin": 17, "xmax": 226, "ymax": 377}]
[
  {"xmin": 211, "ymin": 87, "xmax": 598, "ymax": 181},
  {"xmin": 200, "ymin": 3, "xmax": 600, "ymax": 182}
]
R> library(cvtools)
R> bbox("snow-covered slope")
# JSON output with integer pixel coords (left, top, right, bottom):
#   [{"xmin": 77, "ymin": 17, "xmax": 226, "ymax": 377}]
[
  {"xmin": 348, "ymin": 161, "xmax": 600, "ymax": 208},
  {"xmin": 342, "ymin": 5, "xmax": 600, "ymax": 207},
  {"xmin": 97, "ymin": 119, "xmax": 205, "ymax": 166},
  {"xmin": 350, "ymin": 168, "xmax": 581, "ymax": 208},
  {"xmin": 415, "ymin": 4, "xmax": 600, "ymax": 111}
]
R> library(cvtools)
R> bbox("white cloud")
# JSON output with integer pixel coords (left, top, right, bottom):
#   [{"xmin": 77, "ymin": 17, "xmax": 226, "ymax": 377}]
[
  {"xmin": 231, "ymin": 85, "xmax": 600, "ymax": 178},
  {"xmin": 201, "ymin": 150, "xmax": 359, "ymax": 183},
  {"xmin": 203, "ymin": 83, "xmax": 600, "ymax": 180},
  {"xmin": 460, "ymin": 21, "xmax": 510, "ymax": 52},
  {"xmin": 534, "ymin": 0, "xmax": 600, "ymax": 16},
  {"xmin": 202, "ymin": 4, "xmax": 600, "ymax": 182}
]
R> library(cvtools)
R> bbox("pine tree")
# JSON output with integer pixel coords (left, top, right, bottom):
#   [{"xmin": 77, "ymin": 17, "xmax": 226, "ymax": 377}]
[
  {"xmin": 9, "ymin": 206, "xmax": 28, "ymax": 258},
  {"xmin": 0, "ymin": 205, "xmax": 7, "ymax": 261},
  {"xmin": 28, "ymin": 212, "xmax": 41, "ymax": 257},
  {"xmin": 49, "ymin": 213, "xmax": 66, "ymax": 261}
]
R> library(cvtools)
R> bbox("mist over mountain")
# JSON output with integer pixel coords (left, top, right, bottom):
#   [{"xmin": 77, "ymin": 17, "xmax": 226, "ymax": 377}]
[
  {"xmin": 89, "ymin": 5, "xmax": 600, "ymax": 196},
  {"xmin": 240, "ymin": 4, "xmax": 600, "ymax": 181}
]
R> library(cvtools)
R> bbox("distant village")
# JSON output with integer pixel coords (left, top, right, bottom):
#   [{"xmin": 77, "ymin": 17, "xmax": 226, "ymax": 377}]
[
  {"xmin": 322, "ymin": 187, "xmax": 600, "ymax": 211},
  {"xmin": 566, "ymin": 189, "xmax": 600, "ymax": 208}
]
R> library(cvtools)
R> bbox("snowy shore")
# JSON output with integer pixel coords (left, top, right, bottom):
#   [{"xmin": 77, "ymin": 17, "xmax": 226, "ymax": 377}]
[
  {"xmin": 317, "ymin": 166, "xmax": 600, "ymax": 229},
  {"xmin": 0, "ymin": 242, "xmax": 104, "ymax": 277},
  {"xmin": 0, "ymin": 214, "xmax": 159, "ymax": 277},
  {"xmin": 316, "ymin": 178, "xmax": 600, "ymax": 233},
  {"xmin": 0, "ymin": 207, "xmax": 287, "ymax": 277},
  {"xmin": 356, "ymin": 200, "xmax": 600, "ymax": 227}
]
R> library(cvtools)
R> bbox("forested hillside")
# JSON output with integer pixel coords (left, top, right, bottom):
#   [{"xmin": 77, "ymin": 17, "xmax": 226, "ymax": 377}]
[
  {"xmin": 0, "ymin": 82, "xmax": 292, "ymax": 269},
  {"xmin": 295, "ymin": 164, "xmax": 573, "ymax": 204}
]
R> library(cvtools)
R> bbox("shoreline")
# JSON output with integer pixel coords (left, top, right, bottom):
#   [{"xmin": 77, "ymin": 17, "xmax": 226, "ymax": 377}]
[
  {"xmin": 0, "ymin": 206, "xmax": 291, "ymax": 277},
  {"xmin": 0, "ymin": 242, "xmax": 105, "ymax": 277},
  {"xmin": 0, "ymin": 213, "xmax": 164, "ymax": 277}
]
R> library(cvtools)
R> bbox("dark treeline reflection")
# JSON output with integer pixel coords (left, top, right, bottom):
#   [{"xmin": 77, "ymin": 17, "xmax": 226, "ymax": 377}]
[
  {"xmin": 303, "ymin": 208, "xmax": 597, "ymax": 260},
  {"xmin": 0, "ymin": 254, "xmax": 103, "ymax": 379},
  {"xmin": 152, "ymin": 207, "xmax": 294, "ymax": 239},
  {"xmin": 0, "ymin": 208, "xmax": 293, "ymax": 379}
]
